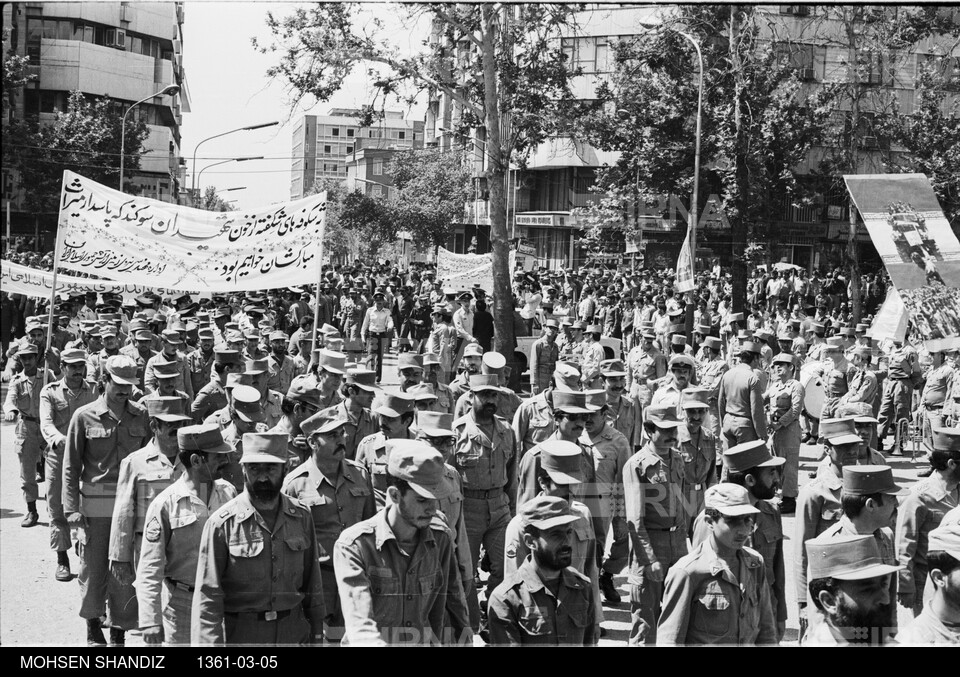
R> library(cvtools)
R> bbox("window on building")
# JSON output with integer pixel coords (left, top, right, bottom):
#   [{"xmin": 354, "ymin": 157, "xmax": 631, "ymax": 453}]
[
  {"xmin": 368, "ymin": 130, "xmax": 381, "ymax": 138},
  {"xmin": 595, "ymin": 39, "xmax": 611, "ymax": 72},
  {"xmin": 398, "ymin": 131, "xmax": 406, "ymax": 139},
  {"xmin": 331, "ymin": 127, "xmax": 340, "ymax": 136},
  {"xmin": 775, "ymin": 43, "xmax": 816, "ymax": 78},
  {"xmin": 858, "ymin": 50, "xmax": 895, "ymax": 86},
  {"xmin": 347, "ymin": 128, "xmax": 355, "ymax": 137},
  {"xmin": 561, "ymin": 37, "xmax": 574, "ymax": 65},
  {"xmin": 576, "ymin": 37, "xmax": 596, "ymax": 71},
  {"xmin": 373, "ymin": 159, "xmax": 384, "ymax": 175},
  {"xmin": 324, "ymin": 145, "xmax": 332, "ymax": 154},
  {"xmin": 346, "ymin": 145, "xmax": 353, "ymax": 154}
]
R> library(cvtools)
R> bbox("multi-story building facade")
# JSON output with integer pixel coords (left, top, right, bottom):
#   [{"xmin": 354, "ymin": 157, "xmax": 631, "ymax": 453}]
[
  {"xmin": 2, "ymin": 2, "xmax": 189, "ymax": 244},
  {"xmin": 428, "ymin": 4, "xmax": 959, "ymax": 272},
  {"xmin": 289, "ymin": 109, "xmax": 423, "ymax": 199}
]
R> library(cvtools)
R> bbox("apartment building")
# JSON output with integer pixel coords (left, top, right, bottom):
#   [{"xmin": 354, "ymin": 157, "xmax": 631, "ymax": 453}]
[
  {"xmin": 2, "ymin": 2, "xmax": 189, "ymax": 243},
  {"xmin": 289, "ymin": 109, "xmax": 424, "ymax": 200}
]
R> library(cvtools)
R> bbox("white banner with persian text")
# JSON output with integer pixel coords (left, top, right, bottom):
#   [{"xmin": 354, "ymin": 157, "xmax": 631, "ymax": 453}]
[
  {"xmin": 436, "ymin": 247, "xmax": 494, "ymax": 292},
  {"xmin": 56, "ymin": 171, "xmax": 326, "ymax": 292},
  {"xmin": 1, "ymin": 260, "xmax": 196, "ymax": 299}
]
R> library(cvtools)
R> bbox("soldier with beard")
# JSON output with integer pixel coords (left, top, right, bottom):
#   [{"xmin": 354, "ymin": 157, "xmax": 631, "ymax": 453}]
[
  {"xmin": 488, "ymin": 496, "xmax": 596, "ymax": 645},
  {"xmin": 356, "ymin": 393, "xmax": 416, "ymax": 508},
  {"xmin": 452, "ymin": 374, "xmax": 517, "ymax": 617},
  {"xmin": 283, "ymin": 411, "xmax": 375, "ymax": 642},
  {"xmin": 192, "ymin": 432, "xmax": 325, "ymax": 645},
  {"xmin": 804, "ymin": 534, "xmax": 902, "ymax": 645},
  {"xmin": 448, "ymin": 343, "xmax": 484, "ymax": 401},
  {"xmin": 266, "ymin": 330, "xmax": 296, "ymax": 396}
]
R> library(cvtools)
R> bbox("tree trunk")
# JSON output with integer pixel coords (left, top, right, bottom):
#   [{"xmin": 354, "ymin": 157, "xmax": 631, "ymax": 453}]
[
  {"xmin": 844, "ymin": 10, "xmax": 863, "ymax": 322},
  {"xmin": 729, "ymin": 6, "xmax": 749, "ymax": 314},
  {"xmin": 847, "ymin": 199, "xmax": 862, "ymax": 323},
  {"xmin": 480, "ymin": 4, "xmax": 517, "ymax": 385}
]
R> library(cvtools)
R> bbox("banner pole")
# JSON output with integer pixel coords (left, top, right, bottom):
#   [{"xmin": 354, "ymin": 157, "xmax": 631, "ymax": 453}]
[
  {"xmin": 307, "ymin": 191, "xmax": 327, "ymax": 372},
  {"xmin": 42, "ymin": 172, "xmax": 69, "ymax": 388}
]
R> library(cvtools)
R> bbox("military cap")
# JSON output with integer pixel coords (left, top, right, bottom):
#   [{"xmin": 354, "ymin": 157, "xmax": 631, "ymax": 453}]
[
  {"xmin": 178, "ymin": 424, "xmax": 232, "ymax": 453},
  {"xmin": 645, "ymin": 405, "xmax": 682, "ymax": 428},
  {"xmin": 386, "ymin": 439, "xmax": 453, "ymax": 499},
  {"xmin": 539, "ymin": 440, "xmax": 584, "ymax": 484},
  {"xmin": 105, "ymin": 355, "xmax": 139, "ymax": 385},
  {"xmin": 239, "ymin": 432, "xmax": 288, "ymax": 464},
  {"xmin": 806, "ymin": 533, "xmax": 902, "ymax": 581},
  {"xmin": 397, "ymin": 353, "xmax": 425, "ymax": 371},
  {"xmin": 417, "ymin": 411, "xmax": 455, "ymax": 437},
  {"xmin": 520, "ymin": 496, "xmax": 581, "ymax": 530},
  {"xmin": 346, "ymin": 369, "xmax": 379, "ymax": 392},
  {"xmin": 374, "ymin": 393, "xmax": 415, "ymax": 418},
  {"xmin": 286, "ymin": 376, "xmax": 321, "ymax": 408},
  {"xmin": 842, "ymin": 465, "xmax": 907, "ymax": 497},
  {"xmin": 468, "ymin": 374, "xmax": 505, "ymax": 394},
  {"xmin": 301, "ymin": 411, "xmax": 349, "ymax": 437},
  {"xmin": 680, "ymin": 387, "xmax": 711, "ymax": 409},
  {"xmin": 552, "ymin": 390, "xmax": 593, "ymax": 415},
  {"xmin": 705, "ymin": 483, "xmax": 761, "ymax": 517},
  {"xmin": 232, "ymin": 385, "xmax": 266, "ymax": 423},
  {"xmin": 723, "ymin": 440, "xmax": 785, "ymax": 472}
]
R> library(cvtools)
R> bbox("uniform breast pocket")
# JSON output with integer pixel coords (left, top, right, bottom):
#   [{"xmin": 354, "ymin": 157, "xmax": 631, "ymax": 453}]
[
  {"xmin": 228, "ymin": 538, "xmax": 264, "ymax": 559},
  {"xmin": 170, "ymin": 513, "xmax": 198, "ymax": 530},
  {"xmin": 369, "ymin": 571, "xmax": 401, "ymax": 625},
  {"xmin": 123, "ymin": 426, "xmax": 147, "ymax": 445},
  {"xmin": 455, "ymin": 444, "xmax": 482, "ymax": 469},
  {"xmin": 695, "ymin": 580, "xmax": 732, "ymax": 636},
  {"xmin": 757, "ymin": 521, "xmax": 783, "ymax": 544},
  {"xmin": 284, "ymin": 535, "xmax": 309, "ymax": 581},
  {"xmin": 349, "ymin": 487, "xmax": 371, "ymax": 500}
]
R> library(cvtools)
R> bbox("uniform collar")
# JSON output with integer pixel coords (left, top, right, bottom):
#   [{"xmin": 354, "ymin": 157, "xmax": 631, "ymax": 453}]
[
  {"xmin": 374, "ymin": 506, "xmax": 435, "ymax": 551},
  {"xmin": 234, "ymin": 489, "xmax": 300, "ymax": 525},
  {"xmin": 303, "ymin": 456, "xmax": 355, "ymax": 489},
  {"xmin": 517, "ymin": 557, "xmax": 583, "ymax": 594}
]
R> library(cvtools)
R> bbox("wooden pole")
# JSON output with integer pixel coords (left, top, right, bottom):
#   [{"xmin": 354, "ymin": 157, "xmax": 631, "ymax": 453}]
[{"xmin": 307, "ymin": 191, "xmax": 328, "ymax": 372}]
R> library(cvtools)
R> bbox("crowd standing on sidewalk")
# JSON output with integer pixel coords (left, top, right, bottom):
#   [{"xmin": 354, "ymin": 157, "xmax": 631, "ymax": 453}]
[{"xmin": 1, "ymin": 254, "xmax": 958, "ymax": 646}]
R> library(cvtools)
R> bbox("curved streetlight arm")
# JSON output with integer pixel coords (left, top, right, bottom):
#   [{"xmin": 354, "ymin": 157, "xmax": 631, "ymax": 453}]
[
  {"xmin": 191, "ymin": 122, "xmax": 278, "ymax": 194},
  {"xmin": 119, "ymin": 84, "xmax": 179, "ymax": 191},
  {"xmin": 195, "ymin": 157, "xmax": 263, "ymax": 191}
]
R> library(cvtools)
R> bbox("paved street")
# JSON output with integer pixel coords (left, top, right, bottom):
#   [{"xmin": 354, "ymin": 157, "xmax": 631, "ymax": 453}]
[{"xmin": 0, "ymin": 353, "xmax": 926, "ymax": 646}]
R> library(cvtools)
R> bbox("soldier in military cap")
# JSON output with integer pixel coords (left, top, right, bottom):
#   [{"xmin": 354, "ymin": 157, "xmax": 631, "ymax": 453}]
[
  {"xmin": 356, "ymin": 393, "xmax": 416, "ymax": 508},
  {"xmin": 677, "ymin": 387, "xmax": 717, "ymax": 529},
  {"xmin": 651, "ymin": 354, "xmax": 696, "ymax": 415},
  {"xmin": 623, "ymin": 406, "xmax": 689, "ymax": 645},
  {"xmin": 795, "ymin": 418, "xmax": 864, "ymax": 638},
  {"xmin": 319, "ymin": 368, "xmax": 379, "ymax": 460},
  {"xmin": 269, "ymin": 375, "xmax": 323, "ymax": 474},
  {"xmin": 488, "ymin": 495, "xmax": 596, "ymax": 645},
  {"xmin": 63, "ymin": 355, "xmax": 152, "ymax": 645},
  {"xmin": 452, "ymin": 374, "xmax": 517, "ymax": 613},
  {"xmin": 39, "ymin": 348, "xmax": 98, "ymax": 581},
  {"xmin": 764, "ymin": 352, "xmax": 804, "ymax": 513},
  {"xmin": 334, "ymin": 439, "xmax": 470, "ymax": 645},
  {"xmin": 142, "ymin": 359, "xmax": 191, "ymax": 406},
  {"xmin": 718, "ymin": 340, "xmax": 768, "ymax": 449},
  {"xmin": 192, "ymin": 432, "xmax": 325, "ymax": 645},
  {"xmin": 897, "ymin": 520, "xmax": 960, "ymax": 643},
  {"xmin": 804, "ymin": 534, "xmax": 902, "ymax": 645},
  {"xmin": 283, "ymin": 410, "xmax": 375, "ymax": 641},
  {"xmin": 448, "ymin": 342, "xmax": 484, "ymax": 400},
  {"xmin": 144, "ymin": 329, "xmax": 194, "ymax": 401},
  {"xmin": 4, "ymin": 342, "xmax": 56, "ymax": 528},
  {"xmin": 531, "ymin": 318, "xmax": 560, "ymax": 395},
  {"xmin": 896, "ymin": 426, "xmax": 960, "ymax": 616},
  {"xmin": 658, "ymin": 483, "xmax": 777, "ymax": 645},
  {"xmin": 626, "ymin": 329, "xmax": 668, "ymax": 407},
  {"xmin": 396, "ymin": 352, "xmax": 424, "ymax": 393},
  {"xmin": 136, "ymin": 424, "xmax": 236, "ymax": 645},
  {"xmin": 108, "ymin": 396, "xmax": 194, "ymax": 641},
  {"xmin": 804, "ymin": 465, "xmax": 905, "ymax": 638},
  {"xmin": 692, "ymin": 440, "xmax": 787, "ymax": 639},
  {"xmin": 191, "ymin": 349, "xmax": 244, "ymax": 424}
]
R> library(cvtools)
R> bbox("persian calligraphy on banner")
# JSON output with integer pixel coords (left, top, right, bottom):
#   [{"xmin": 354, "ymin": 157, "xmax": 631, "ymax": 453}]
[
  {"xmin": 56, "ymin": 171, "xmax": 326, "ymax": 292},
  {"xmin": 0, "ymin": 260, "xmax": 195, "ymax": 299},
  {"xmin": 845, "ymin": 173, "xmax": 960, "ymax": 347},
  {"xmin": 436, "ymin": 247, "xmax": 494, "ymax": 292}
]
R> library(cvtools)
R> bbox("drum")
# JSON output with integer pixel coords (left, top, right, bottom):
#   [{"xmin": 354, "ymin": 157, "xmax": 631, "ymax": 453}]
[{"xmin": 800, "ymin": 368, "xmax": 825, "ymax": 419}]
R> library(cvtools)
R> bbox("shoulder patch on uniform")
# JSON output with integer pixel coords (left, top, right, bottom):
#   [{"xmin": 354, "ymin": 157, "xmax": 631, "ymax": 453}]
[{"xmin": 145, "ymin": 517, "xmax": 162, "ymax": 543}]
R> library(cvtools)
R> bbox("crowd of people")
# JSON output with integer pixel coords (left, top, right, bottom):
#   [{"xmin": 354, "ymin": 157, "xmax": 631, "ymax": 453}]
[{"xmin": 1, "ymin": 255, "xmax": 958, "ymax": 647}]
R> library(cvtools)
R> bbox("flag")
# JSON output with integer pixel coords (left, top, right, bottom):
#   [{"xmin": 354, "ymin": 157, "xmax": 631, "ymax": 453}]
[{"xmin": 675, "ymin": 228, "xmax": 695, "ymax": 293}]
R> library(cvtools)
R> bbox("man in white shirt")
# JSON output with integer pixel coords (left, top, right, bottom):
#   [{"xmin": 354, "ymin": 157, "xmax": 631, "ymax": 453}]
[{"xmin": 361, "ymin": 289, "xmax": 394, "ymax": 383}]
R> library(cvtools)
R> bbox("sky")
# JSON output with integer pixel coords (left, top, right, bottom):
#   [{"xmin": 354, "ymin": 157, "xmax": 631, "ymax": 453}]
[{"xmin": 179, "ymin": 1, "xmax": 430, "ymax": 209}]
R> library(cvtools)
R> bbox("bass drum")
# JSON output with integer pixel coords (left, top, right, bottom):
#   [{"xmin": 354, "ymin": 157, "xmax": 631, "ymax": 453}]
[{"xmin": 799, "ymin": 363, "xmax": 825, "ymax": 419}]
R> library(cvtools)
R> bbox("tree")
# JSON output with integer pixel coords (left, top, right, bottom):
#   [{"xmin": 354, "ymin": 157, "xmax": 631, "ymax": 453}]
[
  {"xmin": 197, "ymin": 185, "xmax": 230, "ymax": 212},
  {"xmin": 878, "ymin": 53, "xmax": 960, "ymax": 232},
  {"xmin": 806, "ymin": 5, "xmax": 960, "ymax": 320},
  {"xmin": 256, "ymin": 2, "xmax": 582, "ymax": 370},
  {"xmin": 307, "ymin": 177, "xmax": 395, "ymax": 264},
  {"xmin": 5, "ymin": 90, "xmax": 149, "ymax": 214},
  {"xmin": 2, "ymin": 27, "xmax": 33, "ymax": 120},
  {"xmin": 388, "ymin": 147, "xmax": 472, "ymax": 248},
  {"xmin": 574, "ymin": 5, "xmax": 838, "ymax": 312}
]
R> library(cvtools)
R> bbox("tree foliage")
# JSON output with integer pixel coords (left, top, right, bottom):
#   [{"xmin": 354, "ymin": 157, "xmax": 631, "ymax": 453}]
[
  {"xmin": 574, "ymin": 5, "xmax": 839, "ymax": 311},
  {"xmin": 256, "ymin": 2, "xmax": 584, "ymax": 367},
  {"xmin": 197, "ymin": 185, "xmax": 231, "ymax": 212},
  {"xmin": 4, "ymin": 90, "xmax": 148, "ymax": 213},
  {"xmin": 388, "ymin": 147, "xmax": 472, "ymax": 248}
]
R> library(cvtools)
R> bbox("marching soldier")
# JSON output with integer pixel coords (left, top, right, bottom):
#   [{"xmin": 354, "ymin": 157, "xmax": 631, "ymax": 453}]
[
  {"xmin": 192, "ymin": 432, "xmax": 325, "ymax": 645},
  {"xmin": 136, "ymin": 424, "xmax": 236, "ymax": 645},
  {"xmin": 530, "ymin": 319, "xmax": 560, "ymax": 395},
  {"xmin": 765, "ymin": 353, "xmax": 804, "ymax": 513},
  {"xmin": 39, "ymin": 348, "xmax": 98, "ymax": 581}
]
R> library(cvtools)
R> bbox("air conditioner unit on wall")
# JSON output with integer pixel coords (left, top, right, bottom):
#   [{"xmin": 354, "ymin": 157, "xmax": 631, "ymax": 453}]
[
  {"xmin": 106, "ymin": 28, "xmax": 126, "ymax": 50},
  {"xmin": 120, "ymin": 5, "xmax": 131, "ymax": 23}
]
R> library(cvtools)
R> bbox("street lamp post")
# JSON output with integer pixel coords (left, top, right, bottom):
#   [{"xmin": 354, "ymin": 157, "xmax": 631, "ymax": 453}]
[
  {"xmin": 119, "ymin": 84, "xmax": 179, "ymax": 191},
  {"xmin": 191, "ymin": 122, "xmax": 279, "ymax": 195},
  {"xmin": 639, "ymin": 21, "xmax": 703, "ymax": 335},
  {"xmin": 194, "ymin": 157, "xmax": 263, "ymax": 195}
]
